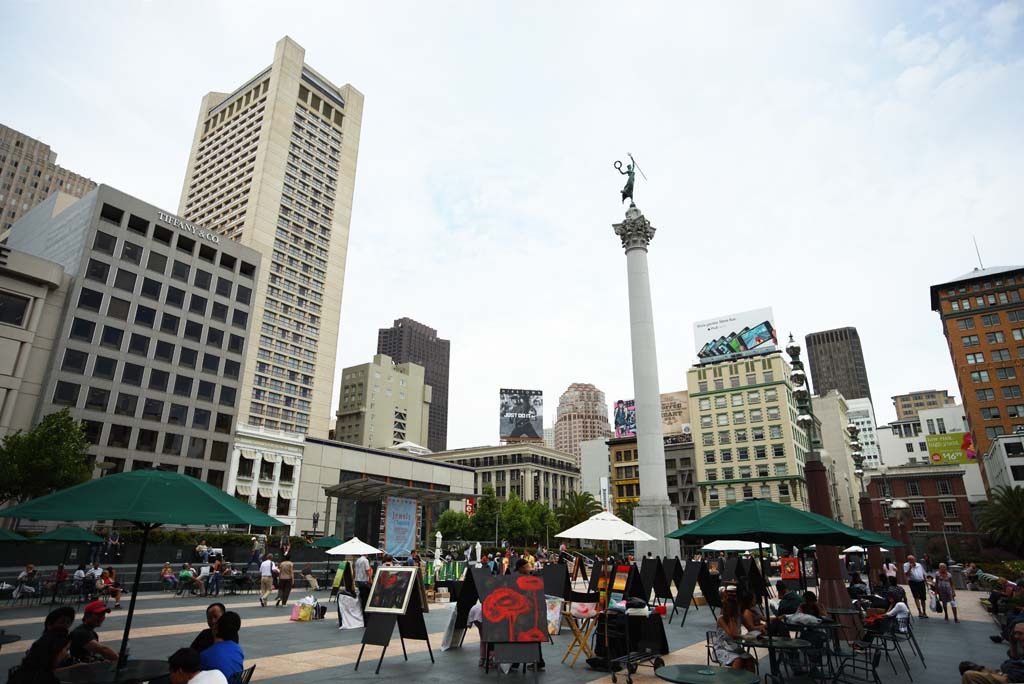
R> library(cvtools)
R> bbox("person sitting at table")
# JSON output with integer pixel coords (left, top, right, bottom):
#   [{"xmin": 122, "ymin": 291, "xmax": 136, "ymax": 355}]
[
  {"xmin": 69, "ymin": 600, "xmax": 118, "ymax": 663},
  {"xmin": 714, "ymin": 588, "xmax": 756, "ymax": 672},
  {"xmin": 301, "ymin": 562, "xmax": 320, "ymax": 591},
  {"xmin": 861, "ymin": 589, "xmax": 910, "ymax": 644},
  {"xmin": 739, "ymin": 591, "xmax": 766, "ymax": 636},
  {"xmin": 199, "ymin": 611, "xmax": 243, "ymax": 680},
  {"xmin": 13, "ymin": 563, "xmax": 39, "ymax": 600},
  {"xmin": 798, "ymin": 591, "xmax": 825, "ymax": 619},
  {"xmin": 190, "ymin": 602, "xmax": 227, "ymax": 652},
  {"xmin": 8, "ymin": 626, "xmax": 72, "ymax": 684},
  {"xmin": 95, "ymin": 569, "xmax": 122, "ymax": 608},
  {"xmin": 162, "ymin": 562, "xmax": 179, "ymax": 590},
  {"xmin": 169, "ymin": 647, "xmax": 228, "ymax": 684},
  {"xmin": 178, "ymin": 563, "xmax": 202, "ymax": 595},
  {"xmin": 848, "ymin": 572, "xmax": 868, "ymax": 599},
  {"xmin": 48, "ymin": 563, "xmax": 70, "ymax": 595},
  {"xmin": 43, "ymin": 606, "xmax": 76, "ymax": 634},
  {"xmin": 774, "ymin": 580, "xmax": 803, "ymax": 617}
]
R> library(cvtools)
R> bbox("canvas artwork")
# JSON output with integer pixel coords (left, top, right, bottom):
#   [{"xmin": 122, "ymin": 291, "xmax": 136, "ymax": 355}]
[
  {"xmin": 478, "ymin": 574, "xmax": 548, "ymax": 643},
  {"xmin": 365, "ymin": 566, "xmax": 417, "ymax": 614},
  {"xmin": 545, "ymin": 598, "xmax": 562, "ymax": 636},
  {"xmin": 607, "ymin": 565, "xmax": 631, "ymax": 605}
]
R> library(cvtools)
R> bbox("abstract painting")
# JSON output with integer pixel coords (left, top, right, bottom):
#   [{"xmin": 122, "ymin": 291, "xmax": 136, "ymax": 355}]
[{"xmin": 478, "ymin": 574, "xmax": 548, "ymax": 643}]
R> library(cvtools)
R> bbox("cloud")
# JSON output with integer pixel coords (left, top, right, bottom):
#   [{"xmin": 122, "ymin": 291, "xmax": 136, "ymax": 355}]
[{"xmin": 984, "ymin": 0, "xmax": 1024, "ymax": 45}]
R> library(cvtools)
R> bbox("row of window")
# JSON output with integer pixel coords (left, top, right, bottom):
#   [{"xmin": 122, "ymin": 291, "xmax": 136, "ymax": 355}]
[
  {"xmin": 78, "ymin": 417, "xmax": 230, "ymax": 461},
  {"xmin": 54, "ymin": 367, "xmax": 236, "ymax": 409},
  {"xmin": 976, "ymin": 386, "xmax": 1024, "ymax": 401},
  {"xmin": 707, "ymin": 462, "xmax": 789, "ymax": 480},
  {"xmin": 93, "ymin": 457, "xmax": 226, "ymax": 490},
  {"xmin": 950, "ymin": 291, "xmax": 1022, "ymax": 312},
  {"xmin": 966, "ymin": 348, "xmax": 1024, "ymax": 364},
  {"xmin": 699, "ymin": 407, "xmax": 784, "ymax": 429},
  {"xmin": 702, "ymin": 425, "xmax": 786, "ymax": 445},
  {"xmin": 703, "ymin": 443, "xmax": 787, "ymax": 463},
  {"xmin": 708, "ymin": 482, "xmax": 793, "ymax": 504},
  {"xmin": 697, "ymin": 388, "xmax": 780, "ymax": 411},
  {"xmin": 876, "ymin": 479, "xmax": 954, "ymax": 496},
  {"xmin": 696, "ymin": 372, "xmax": 777, "ymax": 393}
]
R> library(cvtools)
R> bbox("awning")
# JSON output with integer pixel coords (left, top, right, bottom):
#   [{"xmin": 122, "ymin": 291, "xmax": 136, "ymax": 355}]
[
  {"xmin": 323, "ymin": 478, "xmax": 469, "ymax": 506},
  {"xmin": 260, "ymin": 451, "xmax": 281, "ymax": 464},
  {"xmin": 257, "ymin": 486, "xmax": 275, "ymax": 499},
  {"xmin": 240, "ymin": 449, "xmax": 259, "ymax": 461},
  {"xmin": 278, "ymin": 488, "xmax": 294, "ymax": 500},
  {"xmin": 235, "ymin": 484, "xmax": 253, "ymax": 497},
  {"xmin": 281, "ymin": 453, "xmax": 299, "ymax": 466}
]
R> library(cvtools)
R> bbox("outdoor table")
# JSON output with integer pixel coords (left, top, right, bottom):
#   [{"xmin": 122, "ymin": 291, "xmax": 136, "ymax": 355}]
[
  {"xmin": 655, "ymin": 664, "xmax": 759, "ymax": 684},
  {"xmin": 784, "ymin": 618, "xmax": 844, "ymax": 651},
  {"xmin": 826, "ymin": 607, "xmax": 863, "ymax": 643},
  {"xmin": 740, "ymin": 636, "xmax": 810, "ymax": 678},
  {"xmin": 57, "ymin": 659, "xmax": 169, "ymax": 684}
]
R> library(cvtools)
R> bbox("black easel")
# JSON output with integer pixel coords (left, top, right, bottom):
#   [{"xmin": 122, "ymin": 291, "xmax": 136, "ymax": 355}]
[
  {"xmin": 640, "ymin": 557, "xmax": 673, "ymax": 606},
  {"xmin": 696, "ymin": 561, "xmax": 722, "ymax": 619},
  {"xmin": 355, "ymin": 572, "xmax": 434, "ymax": 674},
  {"xmin": 668, "ymin": 560, "xmax": 702, "ymax": 626}
]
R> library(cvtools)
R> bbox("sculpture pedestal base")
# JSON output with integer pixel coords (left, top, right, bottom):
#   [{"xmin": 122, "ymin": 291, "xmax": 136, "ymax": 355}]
[{"xmin": 633, "ymin": 503, "xmax": 678, "ymax": 560}]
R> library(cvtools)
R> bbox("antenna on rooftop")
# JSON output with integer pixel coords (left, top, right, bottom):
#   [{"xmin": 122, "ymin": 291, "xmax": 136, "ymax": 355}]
[{"xmin": 973, "ymin": 235, "xmax": 985, "ymax": 269}]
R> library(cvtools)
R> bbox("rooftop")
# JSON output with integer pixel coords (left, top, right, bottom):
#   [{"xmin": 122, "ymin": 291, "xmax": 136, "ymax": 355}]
[{"xmin": 930, "ymin": 264, "xmax": 1024, "ymax": 310}]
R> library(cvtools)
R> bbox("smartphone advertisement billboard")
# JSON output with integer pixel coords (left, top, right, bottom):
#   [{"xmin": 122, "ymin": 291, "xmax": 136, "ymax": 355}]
[
  {"xmin": 613, "ymin": 399, "xmax": 636, "ymax": 437},
  {"xmin": 694, "ymin": 307, "xmax": 778, "ymax": 363},
  {"xmin": 499, "ymin": 389, "xmax": 543, "ymax": 439},
  {"xmin": 925, "ymin": 432, "xmax": 978, "ymax": 466}
]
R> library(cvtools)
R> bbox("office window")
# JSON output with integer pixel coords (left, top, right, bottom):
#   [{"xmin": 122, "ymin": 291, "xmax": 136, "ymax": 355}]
[
  {"xmin": 228, "ymin": 334, "xmax": 244, "ymax": 353},
  {"xmin": 107, "ymin": 424, "xmax": 132, "ymax": 448},
  {"xmin": 206, "ymin": 328, "xmax": 223, "ymax": 348},
  {"xmin": 100, "ymin": 325, "xmax": 124, "ymax": 350},
  {"xmin": 193, "ymin": 269, "xmax": 212, "ymax": 290},
  {"xmin": 171, "ymin": 260, "xmax": 190, "ymax": 282},
  {"xmin": 966, "ymin": 352, "xmax": 985, "ymax": 364},
  {"xmin": 114, "ymin": 392, "xmax": 138, "ymax": 417},
  {"xmin": 193, "ymin": 408, "xmax": 211, "ymax": 430},
  {"xmin": 714, "ymin": 396, "xmax": 727, "ymax": 409},
  {"xmin": 196, "ymin": 380, "xmax": 215, "ymax": 401},
  {"xmin": 698, "ymin": 398, "xmax": 711, "ymax": 411},
  {"xmin": 113, "ymin": 269, "xmax": 137, "ymax": 292},
  {"xmin": 716, "ymin": 413, "xmax": 729, "ymax": 426},
  {"xmin": 977, "ymin": 388, "xmax": 996, "ymax": 401},
  {"xmin": 179, "ymin": 347, "xmax": 198, "ymax": 368},
  {"xmin": 184, "ymin": 321, "xmax": 202, "ymax": 341},
  {"xmin": 173, "ymin": 375, "xmax": 193, "ymax": 397},
  {"xmin": 981, "ymin": 407, "xmax": 1001, "ymax": 420},
  {"xmin": 187, "ymin": 436, "xmax": 207, "ymax": 459},
  {"xmin": 735, "ymin": 429, "xmax": 747, "ymax": 442},
  {"xmin": 147, "ymin": 251, "xmax": 167, "ymax": 274},
  {"xmin": 140, "ymin": 277, "xmax": 162, "ymax": 301},
  {"xmin": 987, "ymin": 331, "xmax": 1007, "ymax": 344},
  {"xmin": 993, "ymin": 349, "xmax": 1012, "ymax": 362},
  {"xmin": 937, "ymin": 418, "xmax": 946, "ymax": 433},
  {"xmin": 154, "ymin": 340, "xmax": 174, "ymax": 362},
  {"xmin": 906, "ymin": 480, "xmax": 921, "ymax": 496},
  {"xmin": 69, "ymin": 318, "xmax": 96, "ymax": 342},
  {"xmin": 85, "ymin": 259, "xmax": 109, "ymax": 283},
  {"xmin": 52, "ymin": 381, "xmax": 80, "ymax": 406},
  {"xmin": 120, "ymin": 241, "xmax": 143, "ymax": 265},
  {"xmin": 905, "ymin": 443, "xmax": 914, "ymax": 453},
  {"xmin": 121, "ymin": 362, "xmax": 144, "ymax": 386},
  {"xmin": 216, "ymin": 277, "xmax": 231, "ymax": 297},
  {"xmin": 982, "ymin": 313, "xmax": 1000, "ymax": 326},
  {"xmin": 127, "ymin": 333, "xmax": 150, "ymax": 356},
  {"xmin": 162, "ymin": 433, "xmax": 183, "ymax": 456},
  {"xmin": 986, "ymin": 426, "xmax": 1007, "ymax": 438},
  {"xmin": 731, "ymin": 394, "xmax": 744, "ymax": 407},
  {"xmin": 957, "ymin": 319, "xmax": 976, "ymax": 330},
  {"xmin": 61, "ymin": 349, "xmax": 88, "ymax": 374},
  {"xmin": 136, "ymin": 429, "xmax": 158, "ymax": 452},
  {"xmin": 148, "ymin": 369, "xmax": 169, "ymax": 392},
  {"xmin": 159, "ymin": 312, "xmax": 179, "ymax": 335},
  {"xmin": 738, "ymin": 447, "xmax": 750, "ymax": 461},
  {"xmin": 911, "ymin": 502, "xmax": 927, "ymax": 519},
  {"xmin": 168, "ymin": 404, "xmax": 188, "ymax": 425},
  {"xmin": 189, "ymin": 294, "xmax": 207, "ymax": 315},
  {"xmin": 223, "ymin": 359, "xmax": 240, "ymax": 379},
  {"xmin": 720, "ymin": 449, "xmax": 732, "ymax": 462},
  {"xmin": 231, "ymin": 310, "xmax": 248, "ymax": 329},
  {"xmin": 971, "ymin": 370, "xmax": 991, "ymax": 382},
  {"xmin": 93, "ymin": 231, "xmax": 116, "ymax": 255},
  {"xmin": 165, "ymin": 286, "xmax": 185, "ymax": 308},
  {"xmin": 77, "ymin": 287, "xmax": 103, "ymax": 312},
  {"xmin": 211, "ymin": 302, "xmax": 228, "ymax": 322},
  {"xmin": 1003, "ymin": 386, "xmax": 1023, "ymax": 399},
  {"xmin": 142, "ymin": 399, "xmax": 164, "ymax": 421},
  {"xmin": 235, "ymin": 285, "xmax": 252, "ymax": 305},
  {"xmin": 769, "ymin": 425, "xmax": 783, "ymax": 439},
  {"xmin": 962, "ymin": 335, "xmax": 980, "ymax": 347},
  {"xmin": 210, "ymin": 441, "xmax": 229, "ymax": 462},
  {"xmin": 704, "ymin": 451, "xmax": 716, "ymax": 464},
  {"xmin": 998, "ymin": 368, "xmax": 1018, "ymax": 380},
  {"xmin": 134, "ymin": 305, "xmax": 156, "ymax": 328},
  {"xmin": 81, "ymin": 420, "xmax": 103, "ymax": 445},
  {"xmin": 772, "ymin": 444, "xmax": 785, "ymax": 458}
]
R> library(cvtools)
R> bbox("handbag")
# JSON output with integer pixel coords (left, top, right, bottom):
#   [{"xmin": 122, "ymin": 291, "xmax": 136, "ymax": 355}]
[{"xmin": 929, "ymin": 591, "xmax": 940, "ymax": 613}]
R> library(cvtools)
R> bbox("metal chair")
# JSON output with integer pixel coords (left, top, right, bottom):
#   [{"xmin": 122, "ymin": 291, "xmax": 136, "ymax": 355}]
[
  {"xmin": 705, "ymin": 631, "xmax": 720, "ymax": 666},
  {"xmin": 872, "ymin": 618, "xmax": 912, "ymax": 680},
  {"xmin": 890, "ymin": 615, "xmax": 925, "ymax": 668},
  {"xmin": 832, "ymin": 642, "xmax": 883, "ymax": 684}
]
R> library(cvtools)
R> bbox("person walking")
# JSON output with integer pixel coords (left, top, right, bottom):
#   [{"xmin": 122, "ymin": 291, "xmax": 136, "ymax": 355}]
[
  {"xmin": 935, "ymin": 562, "xmax": 960, "ymax": 623},
  {"xmin": 258, "ymin": 554, "xmax": 276, "ymax": 607},
  {"xmin": 904, "ymin": 555, "xmax": 929, "ymax": 618},
  {"xmin": 275, "ymin": 555, "xmax": 294, "ymax": 606},
  {"xmin": 883, "ymin": 557, "xmax": 898, "ymax": 587},
  {"xmin": 301, "ymin": 562, "xmax": 320, "ymax": 591},
  {"xmin": 354, "ymin": 553, "xmax": 371, "ymax": 611},
  {"xmin": 243, "ymin": 539, "xmax": 261, "ymax": 573}
]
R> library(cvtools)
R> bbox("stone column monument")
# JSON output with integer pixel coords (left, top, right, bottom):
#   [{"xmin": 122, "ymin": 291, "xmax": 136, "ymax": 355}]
[{"xmin": 612, "ymin": 163, "xmax": 676, "ymax": 558}]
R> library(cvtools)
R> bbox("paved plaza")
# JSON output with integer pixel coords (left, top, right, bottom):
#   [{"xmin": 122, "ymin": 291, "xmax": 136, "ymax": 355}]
[{"xmin": 0, "ymin": 584, "xmax": 1010, "ymax": 683}]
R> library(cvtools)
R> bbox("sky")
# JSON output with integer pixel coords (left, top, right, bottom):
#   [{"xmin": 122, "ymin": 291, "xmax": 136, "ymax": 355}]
[{"xmin": 2, "ymin": 1, "xmax": 1023, "ymax": 448}]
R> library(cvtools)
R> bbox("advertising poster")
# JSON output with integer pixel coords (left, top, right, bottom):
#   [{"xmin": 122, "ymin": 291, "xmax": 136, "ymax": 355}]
[
  {"xmin": 660, "ymin": 391, "xmax": 691, "ymax": 438},
  {"xmin": 613, "ymin": 399, "xmax": 636, "ymax": 437},
  {"xmin": 694, "ymin": 307, "xmax": 777, "ymax": 363},
  {"xmin": 499, "ymin": 389, "xmax": 543, "ymax": 439},
  {"xmin": 384, "ymin": 496, "xmax": 418, "ymax": 556},
  {"xmin": 926, "ymin": 432, "xmax": 977, "ymax": 465}
]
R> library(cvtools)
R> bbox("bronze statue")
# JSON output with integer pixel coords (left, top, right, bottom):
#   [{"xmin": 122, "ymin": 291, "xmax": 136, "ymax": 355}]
[{"xmin": 614, "ymin": 154, "xmax": 645, "ymax": 205}]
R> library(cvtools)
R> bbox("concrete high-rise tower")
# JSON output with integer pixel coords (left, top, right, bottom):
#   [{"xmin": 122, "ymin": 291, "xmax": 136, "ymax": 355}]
[
  {"xmin": 804, "ymin": 327, "xmax": 872, "ymax": 402},
  {"xmin": 554, "ymin": 382, "xmax": 612, "ymax": 466},
  {"xmin": 377, "ymin": 318, "xmax": 450, "ymax": 452},
  {"xmin": 178, "ymin": 37, "xmax": 363, "ymax": 437},
  {"xmin": 613, "ymin": 203, "xmax": 675, "ymax": 559}
]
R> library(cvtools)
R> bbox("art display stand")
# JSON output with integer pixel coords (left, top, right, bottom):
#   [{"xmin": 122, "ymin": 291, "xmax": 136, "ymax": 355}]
[
  {"xmin": 355, "ymin": 570, "xmax": 434, "ymax": 674},
  {"xmin": 452, "ymin": 567, "xmax": 488, "ymax": 648},
  {"xmin": 639, "ymin": 557, "xmax": 673, "ymax": 606},
  {"xmin": 329, "ymin": 561, "xmax": 355, "ymax": 602},
  {"xmin": 695, "ymin": 562, "xmax": 722, "ymax": 619},
  {"xmin": 661, "ymin": 557, "xmax": 681, "ymax": 598},
  {"xmin": 668, "ymin": 560, "xmax": 702, "ymax": 626},
  {"xmin": 542, "ymin": 564, "xmax": 570, "ymax": 599}
]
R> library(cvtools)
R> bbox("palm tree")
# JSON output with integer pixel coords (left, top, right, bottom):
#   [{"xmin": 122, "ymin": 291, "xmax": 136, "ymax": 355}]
[
  {"xmin": 978, "ymin": 486, "xmax": 1024, "ymax": 554},
  {"xmin": 555, "ymin": 491, "xmax": 603, "ymax": 530}
]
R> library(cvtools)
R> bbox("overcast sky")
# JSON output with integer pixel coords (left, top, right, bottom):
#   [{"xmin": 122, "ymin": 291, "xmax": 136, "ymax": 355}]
[{"xmin": 3, "ymin": 1, "xmax": 1022, "ymax": 448}]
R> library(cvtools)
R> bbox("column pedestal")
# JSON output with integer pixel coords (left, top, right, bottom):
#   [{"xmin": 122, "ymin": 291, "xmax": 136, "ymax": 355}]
[
  {"xmin": 633, "ymin": 504, "xmax": 678, "ymax": 560},
  {"xmin": 804, "ymin": 461, "xmax": 852, "ymax": 612},
  {"xmin": 858, "ymin": 493, "xmax": 884, "ymax": 586}
]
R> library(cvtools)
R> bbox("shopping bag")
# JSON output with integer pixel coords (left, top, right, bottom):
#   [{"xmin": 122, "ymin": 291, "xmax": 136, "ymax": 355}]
[
  {"xmin": 929, "ymin": 591, "xmax": 940, "ymax": 613},
  {"xmin": 298, "ymin": 604, "xmax": 314, "ymax": 621},
  {"xmin": 290, "ymin": 604, "xmax": 303, "ymax": 621}
]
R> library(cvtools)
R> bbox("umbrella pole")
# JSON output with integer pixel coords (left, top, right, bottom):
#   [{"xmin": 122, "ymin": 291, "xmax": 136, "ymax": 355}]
[{"xmin": 118, "ymin": 522, "xmax": 155, "ymax": 668}]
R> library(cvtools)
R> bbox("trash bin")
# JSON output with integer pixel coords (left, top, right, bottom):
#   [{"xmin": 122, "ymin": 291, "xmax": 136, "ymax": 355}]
[{"xmin": 950, "ymin": 564, "xmax": 966, "ymax": 590}]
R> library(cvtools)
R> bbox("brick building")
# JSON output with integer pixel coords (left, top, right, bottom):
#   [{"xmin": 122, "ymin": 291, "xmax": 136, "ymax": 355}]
[
  {"xmin": 865, "ymin": 464, "xmax": 975, "ymax": 538},
  {"xmin": 930, "ymin": 265, "xmax": 1024, "ymax": 485}
]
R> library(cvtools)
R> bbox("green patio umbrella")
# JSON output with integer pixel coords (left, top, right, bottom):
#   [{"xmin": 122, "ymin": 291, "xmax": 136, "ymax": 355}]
[
  {"xmin": 0, "ymin": 469, "xmax": 284, "ymax": 668},
  {"xmin": 0, "ymin": 528, "xmax": 27, "ymax": 542},
  {"xmin": 312, "ymin": 535, "xmax": 343, "ymax": 549},
  {"xmin": 34, "ymin": 526, "xmax": 105, "ymax": 564},
  {"xmin": 856, "ymin": 528, "xmax": 905, "ymax": 548}
]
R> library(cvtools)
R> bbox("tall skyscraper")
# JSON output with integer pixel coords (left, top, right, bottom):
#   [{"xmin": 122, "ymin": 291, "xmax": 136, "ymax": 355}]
[
  {"xmin": 377, "ymin": 318, "xmax": 450, "ymax": 452},
  {"xmin": 178, "ymin": 37, "xmax": 363, "ymax": 437},
  {"xmin": 804, "ymin": 327, "xmax": 872, "ymax": 402},
  {"xmin": 554, "ymin": 382, "xmax": 611, "ymax": 465},
  {"xmin": 930, "ymin": 265, "xmax": 1024, "ymax": 482},
  {"xmin": 1, "ymin": 124, "xmax": 96, "ymax": 241}
]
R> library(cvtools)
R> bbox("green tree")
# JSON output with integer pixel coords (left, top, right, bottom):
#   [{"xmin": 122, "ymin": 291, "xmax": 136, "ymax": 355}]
[
  {"xmin": 0, "ymin": 410, "xmax": 91, "ymax": 507},
  {"xmin": 555, "ymin": 491, "xmax": 603, "ymax": 530},
  {"xmin": 471, "ymin": 487, "xmax": 500, "ymax": 543},
  {"xmin": 436, "ymin": 510, "xmax": 472, "ymax": 542},
  {"xmin": 978, "ymin": 486, "xmax": 1024, "ymax": 554},
  {"xmin": 499, "ymin": 493, "xmax": 531, "ymax": 544},
  {"xmin": 523, "ymin": 500, "xmax": 559, "ymax": 548}
]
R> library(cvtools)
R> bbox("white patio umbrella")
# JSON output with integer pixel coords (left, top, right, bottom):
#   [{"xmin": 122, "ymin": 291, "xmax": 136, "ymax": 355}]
[
  {"xmin": 326, "ymin": 536, "xmax": 384, "ymax": 556},
  {"xmin": 841, "ymin": 545, "xmax": 867, "ymax": 554},
  {"xmin": 555, "ymin": 511, "xmax": 656, "ymax": 542},
  {"xmin": 701, "ymin": 539, "xmax": 764, "ymax": 553}
]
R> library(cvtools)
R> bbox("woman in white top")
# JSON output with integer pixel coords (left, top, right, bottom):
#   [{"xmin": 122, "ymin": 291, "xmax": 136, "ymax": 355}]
[
  {"xmin": 883, "ymin": 558, "xmax": 898, "ymax": 587},
  {"xmin": 864, "ymin": 590, "xmax": 910, "ymax": 643}
]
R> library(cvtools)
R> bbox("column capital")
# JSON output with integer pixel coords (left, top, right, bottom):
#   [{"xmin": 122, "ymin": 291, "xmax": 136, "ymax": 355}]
[{"xmin": 613, "ymin": 205, "xmax": 656, "ymax": 252}]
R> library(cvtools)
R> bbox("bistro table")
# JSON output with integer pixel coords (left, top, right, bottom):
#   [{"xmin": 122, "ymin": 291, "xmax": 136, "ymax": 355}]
[
  {"xmin": 740, "ymin": 636, "xmax": 811, "ymax": 679},
  {"xmin": 57, "ymin": 659, "xmax": 169, "ymax": 684},
  {"xmin": 826, "ymin": 606, "xmax": 864, "ymax": 643},
  {"xmin": 655, "ymin": 664, "xmax": 759, "ymax": 684},
  {"xmin": 784, "ymin": 617, "xmax": 845, "ymax": 651}
]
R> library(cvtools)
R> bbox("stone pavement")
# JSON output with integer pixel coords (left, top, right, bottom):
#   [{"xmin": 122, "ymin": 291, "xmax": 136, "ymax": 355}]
[{"xmin": 0, "ymin": 585, "xmax": 1011, "ymax": 683}]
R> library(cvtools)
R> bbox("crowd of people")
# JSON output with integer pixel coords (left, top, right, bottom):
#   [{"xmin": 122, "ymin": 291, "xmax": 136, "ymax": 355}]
[{"xmin": 6, "ymin": 602, "xmax": 246, "ymax": 684}]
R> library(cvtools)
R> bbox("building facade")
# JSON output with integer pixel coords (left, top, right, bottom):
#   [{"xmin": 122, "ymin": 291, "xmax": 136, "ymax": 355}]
[
  {"xmin": 0, "ymin": 246, "xmax": 70, "ymax": 436},
  {"xmin": 813, "ymin": 390, "xmax": 862, "ymax": 527},
  {"xmin": 846, "ymin": 397, "xmax": 882, "ymax": 470},
  {"xmin": 335, "ymin": 353, "xmax": 431, "ymax": 450},
  {"xmin": 930, "ymin": 265, "xmax": 1024, "ymax": 483},
  {"xmin": 983, "ymin": 433, "xmax": 1024, "ymax": 490},
  {"xmin": 891, "ymin": 389, "xmax": 957, "ymax": 421},
  {"xmin": 579, "ymin": 437, "xmax": 611, "ymax": 509},
  {"xmin": 426, "ymin": 443, "xmax": 579, "ymax": 509},
  {"xmin": 687, "ymin": 353, "xmax": 812, "ymax": 515},
  {"xmin": 805, "ymin": 327, "xmax": 872, "ymax": 402},
  {"xmin": 178, "ymin": 36, "xmax": 364, "ymax": 438},
  {"xmin": 665, "ymin": 439, "xmax": 698, "ymax": 523},
  {"xmin": 0, "ymin": 124, "xmax": 95, "ymax": 241},
  {"xmin": 377, "ymin": 317, "xmax": 450, "ymax": 452},
  {"xmin": 864, "ymin": 464, "xmax": 976, "ymax": 538},
  {"xmin": 8, "ymin": 186, "xmax": 260, "ymax": 486},
  {"xmin": 609, "ymin": 435, "xmax": 640, "ymax": 515},
  {"xmin": 554, "ymin": 382, "xmax": 612, "ymax": 467}
]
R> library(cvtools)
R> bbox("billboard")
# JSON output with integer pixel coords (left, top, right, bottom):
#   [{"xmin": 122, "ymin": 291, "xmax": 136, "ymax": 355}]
[
  {"xmin": 694, "ymin": 307, "xmax": 778, "ymax": 363},
  {"xmin": 499, "ymin": 389, "xmax": 543, "ymax": 439},
  {"xmin": 660, "ymin": 391, "xmax": 691, "ymax": 437},
  {"xmin": 925, "ymin": 432, "xmax": 978, "ymax": 466},
  {"xmin": 613, "ymin": 399, "xmax": 636, "ymax": 437},
  {"xmin": 383, "ymin": 496, "xmax": 418, "ymax": 557}
]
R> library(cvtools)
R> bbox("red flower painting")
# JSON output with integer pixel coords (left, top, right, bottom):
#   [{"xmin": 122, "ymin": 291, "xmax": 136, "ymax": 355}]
[{"xmin": 479, "ymin": 575, "xmax": 548, "ymax": 643}]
